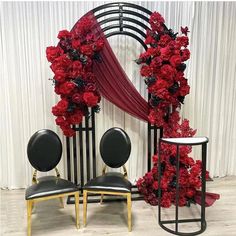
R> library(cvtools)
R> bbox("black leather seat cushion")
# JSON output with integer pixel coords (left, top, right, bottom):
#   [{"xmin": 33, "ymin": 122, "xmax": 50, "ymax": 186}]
[
  {"xmin": 83, "ymin": 172, "xmax": 132, "ymax": 193},
  {"xmin": 25, "ymin": 176, "xmax": 79, "ymax": 200}
]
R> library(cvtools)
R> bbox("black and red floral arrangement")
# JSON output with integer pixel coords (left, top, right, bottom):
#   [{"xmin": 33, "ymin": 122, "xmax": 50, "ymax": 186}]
[
  {"xmin": 136, "ymin": 12, "xmax": 210, "ymax": 207},
  {"xmin": 46, "ymin": 16, "xmax": 104, "ymax": 136}
]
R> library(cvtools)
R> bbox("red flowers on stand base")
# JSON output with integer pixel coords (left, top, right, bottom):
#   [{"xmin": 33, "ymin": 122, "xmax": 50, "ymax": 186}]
[
  {"xmin": 137, "ymin": 12, "xmax": 212, "ymax": 207},
  {"xmin": 47, "ymin": 13, "xmax": 104, "ymax": 136}
]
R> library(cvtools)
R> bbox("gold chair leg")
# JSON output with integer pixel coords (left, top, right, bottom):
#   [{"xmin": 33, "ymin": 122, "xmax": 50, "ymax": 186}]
[
  {"xmin": 127, "ymin": 193, "xmax": 132, "ymax": 232},
  {"xmin": 27, "ymin": 200, "xmax": 33, "ymax": 236},
  {"xmin": 74, "ymin": 192, "xmax": 80, "ymax": 229},
  {"xmin": 83, "ymin": 190, "xmax": 88, "ymax": 226},
  {"xmin": 100, "ymin": 194, "xmax": 104, "ymax": 204},
  {"xmin": 59, "ymin": 197, "xmax": 64, "ymax": 208}
]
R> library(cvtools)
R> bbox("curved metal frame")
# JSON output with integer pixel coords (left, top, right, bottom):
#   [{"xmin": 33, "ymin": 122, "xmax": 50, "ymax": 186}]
[
  {"xmin": 158, "ymin": 138, "xmax": 208, "ymax": 236},
  {"xmin": 92, "ymin": 2, "xmax": 154, "ymax": 49}
]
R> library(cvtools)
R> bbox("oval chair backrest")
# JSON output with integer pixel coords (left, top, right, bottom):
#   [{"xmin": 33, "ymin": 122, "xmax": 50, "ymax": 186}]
[
  {"xmin": 27, "ymin": 129, "xmax": 62, "ymax": 172},
  {"xmin": 100, "ymin": 127, "xmax": 131, "ymax": 168}
]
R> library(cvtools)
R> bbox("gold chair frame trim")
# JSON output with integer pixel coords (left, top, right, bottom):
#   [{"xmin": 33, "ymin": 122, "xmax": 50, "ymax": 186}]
[{"xmin": 26, "ymin": 169, "xmax": 79, "ymax": 236}]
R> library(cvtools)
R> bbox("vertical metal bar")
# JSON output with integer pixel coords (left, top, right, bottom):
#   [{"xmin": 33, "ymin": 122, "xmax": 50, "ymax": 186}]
[
  {"xmin": 79, "ymin": 123, "xmax": 84, "ymax": 188},
  {"xmin": 201, "ymin": 143, "xmax": 207, "ymax": 228},
  {"xmin": 148, "ymin": 123, "xmax": 151, "ymax": 171},
  {"xmin": 66, "ymin": 137, "xmax": 71, "ymax": 181},
  {"xmin": 154, "ymin": 126, "xmax": 157, "ymax": 155},
  {"xmin": 73, "ymin": 125, "xmax": 78, "ymax": 185},
  {"xmin": 175, "ymin": 145, "xmax": 180, "ymax": 233},
  {"xmin": 85, "ymin": 115, "xmax": 90, "ymax": 181},
  {"xmin": 91, "ymin": 108, "xmax": 96, "ymax": 178},
  {"xmin": 160, "ymin": 127, "xmax": 163, "ymax": 138},
  {"xmin": 158, "ymin": 140, "xmax": 162, "ymax": 223}
]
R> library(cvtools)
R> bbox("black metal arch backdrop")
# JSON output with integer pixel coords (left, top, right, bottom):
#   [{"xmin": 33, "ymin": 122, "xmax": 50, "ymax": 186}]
[{"xmin": 66, "ymin": 2, "xmax": 164, "ymax": 203}]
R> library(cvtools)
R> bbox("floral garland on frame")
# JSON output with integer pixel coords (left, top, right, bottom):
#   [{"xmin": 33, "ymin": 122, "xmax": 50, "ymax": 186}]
[
  {"xmin": 136, "ymin": 12, "xmax": 209, "ymax": 207},
  {"xmin": 46, "ymin": 15, "xmax": 104, "ymax": 137},
  {"xmin": 46, "ymin": 11, "xmax": 211, "ymax": 207}
]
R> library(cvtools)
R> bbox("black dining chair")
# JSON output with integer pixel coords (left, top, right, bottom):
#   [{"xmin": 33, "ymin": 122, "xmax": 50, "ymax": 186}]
[
  {"xmin": 83, "ymin": 127, "xmax": 132, "ymax": 231},
  {"xmin": 25, "ymin": 129, "xmax": 79, "ymax": 236}
]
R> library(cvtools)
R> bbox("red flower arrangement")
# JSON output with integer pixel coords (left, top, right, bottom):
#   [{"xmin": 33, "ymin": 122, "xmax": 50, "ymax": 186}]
[
  {"xmin": 136, "ymin": 12, "xmax": 210, "ymax": 207},
  {"xmin": 46, "ymin": 14, "xmax": 104, "ymax": 136}
]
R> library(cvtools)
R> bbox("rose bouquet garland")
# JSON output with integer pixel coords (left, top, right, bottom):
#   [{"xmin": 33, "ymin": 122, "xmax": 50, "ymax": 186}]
[
  {"xmin": 46, "ymin": 15, "xmax": 104, "ymax": 136},
  {"xmin": 136, "ymin": 12, "xmax": 210, "ymax": 207}
]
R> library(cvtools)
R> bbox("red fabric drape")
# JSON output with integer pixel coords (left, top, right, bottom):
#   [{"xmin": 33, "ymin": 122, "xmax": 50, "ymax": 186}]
[
  {"xmin": 85, "ymin": 12, "xmax": 150, "ymax": 122},
  {"xmin": 194, "ymin": 191, "xmax": 220, "ymax": 207}
]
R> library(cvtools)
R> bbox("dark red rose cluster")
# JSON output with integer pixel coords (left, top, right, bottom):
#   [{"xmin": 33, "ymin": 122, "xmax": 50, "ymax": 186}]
[
  {"xmin": 137, "ymin": 12, "xmax": 211, "ymax": 207},
  {"xmin": 136, "ymin": 12, "xmax": 191, "ymax": 127},
  {"xmin": 46, "ymin": 14, "xmax": 104, "ymax": 136}
]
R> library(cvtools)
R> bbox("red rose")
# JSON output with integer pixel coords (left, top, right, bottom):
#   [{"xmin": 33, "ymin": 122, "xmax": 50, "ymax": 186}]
[
  {"xmin": 94, "ymin": 38, "xmax": 104, "ymax": 51},
  {"xmin": 55, "ymin": 116, "xmax": 69, "ymax": 126},
  {"xmin": 80, "ymin": 44, "xmax": 94, "ymax": 56},
  {"xmin": 73, "ymin": 17, "xmax": 93, "ymax": 37},
  {"xmin": 54, "ymin": 70, "xmax": 67, "ymax": 83},
  {"xmin": 57, "ymin": 30, "xmax": 72, "ymax": 39},
  {"xmin": 150, "ymin": 12, "xmax": 165, "ymax": 32},
  {"xmin": 50, "ymin": 54, "xmax": 72, "ymax": 74},
  {"xmin": 59, "ymin": 81, "xmax": 76, "ymax": 95},
  {"xmin": 151, "ymin": 166, "xmax": 158, "ymax": 174},
  {"xmin": 46, "ymin": 46, "xmax": 64, "ymax": 63},
  {"xmin": 69, "ymin": 61, "xmax": 83, "ymax": 78},
  {"xmin": 141, "ymin": 65, "xmax": 152, "ymax": 77},
  {"xmin": 160, "ymin": 47, "xmax": 172, "ymax": 61},
  {"xmin": 161, "ymin": 192, "xmax": 172, "ymax": 208},
  {"xmin": 67, "ymin": 110, "xmax": 83, "ymax": 124},
  {"xmin": 170, "ymin": 55, "xmax": 182, "ymax": 67},
  {"xmin": 85, "ymin": 83, "xmax": 96, "ymax": 92},
  {"xmin": 83, "ymin": 92, "xmax": 99, "ymax": 107},
  {"xmin": 181, "ymin": 49, "xmax": 190, "ymax": 61},
  {"xmin": 72, "ymin": 93, "xmax": 83, "ymax": 104},
  {"xmin": 186, "ymin": 188, "xmax": 196, "ymax": 198},
  {"xmin": 147, "ymin": 47, "xmax": 160, "ymax": 57},
  {"xmin": 71, "ymin": 39, "xmax": 81, "ymax": 49},
  {"xmin": 150, "ymin": 56, "xmax": 162, "ymax": 68},
  {"xmin": 178, "ymin": 197, "xmax": 187, "ymax": 206},
  {"xmin": 62, "ymin": 127, "xmax": 75, "ymax": 137},
  {"xmin": 159, "ymin": 34, "xmax": 172, "ymax": 47},
  {"xmin": 152, "ymin": 155, "xmax": 158, "ymax": 163},
  {"xmin": 152, "ymin": 181, "xmax": 159, "ymax": 190},
  {"xmin": 179, "ymin": 85, "xmax": 190, "ymax": 96},
  {"xmin": 52, "ymin": 99, "xmax": 68, "ymax": 116},
  {"xmin": 83, "ymin": 72, "xmax": 96, "ymax": 82},
  {"xmin": 176, "ymin": 36, "xmax": 189, "ymax": 48},
  {"xmin": 160, "ymin": 64, "xmax": 175, "ymax": 81}
]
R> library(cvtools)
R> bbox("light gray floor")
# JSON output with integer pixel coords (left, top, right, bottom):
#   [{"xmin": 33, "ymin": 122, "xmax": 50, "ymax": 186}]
[{"xmin": 1, "ymin": 176, "xmax": 235, "ymax": 236}]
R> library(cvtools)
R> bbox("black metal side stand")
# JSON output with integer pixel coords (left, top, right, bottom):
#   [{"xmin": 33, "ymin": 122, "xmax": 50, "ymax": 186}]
[{"xmin": 158, "ymin": 137, "xmax": 209, "ymax": 236}]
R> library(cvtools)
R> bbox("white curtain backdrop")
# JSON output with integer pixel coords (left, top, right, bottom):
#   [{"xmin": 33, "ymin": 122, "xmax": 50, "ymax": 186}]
[{"xmin": 1, "ymin": 1, "xmax": 235, "ymax": 189}]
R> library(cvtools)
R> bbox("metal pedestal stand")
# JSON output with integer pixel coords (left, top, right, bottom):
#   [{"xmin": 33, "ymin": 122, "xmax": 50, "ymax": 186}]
[{"xmin": 158, "ymin": 137, "xmax": 209, "ymax": 236}]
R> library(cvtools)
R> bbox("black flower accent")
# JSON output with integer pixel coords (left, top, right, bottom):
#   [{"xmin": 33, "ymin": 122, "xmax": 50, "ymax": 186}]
[
  {"xmin": 169, "ymin": 176, "xmax": 176, "ymax": 187},
  {"xmin": 79, "ymin": 54, "xmax": 88, "ymax": 64},
  {"xmin": 67, "ymin": 103, "xmax": 76, "ymax": 112},
  {"xmin": 145, "ymin": 77, "xmax": 156, "ymax": 86},
  {"xmin": 69, "ymin": 49, "xmax": 80, "ymax": 60},
  {"xmin": 74, "ymin": 78, "xmax": 85, "ymax": 88},
  {"xmin": 168, "ymin": 82, "xmax": 179, "ymax": 94},
  {"xmin": 150, "ymin": 95, "xmax": 162, "ymax": 107},
  {"xmin": 178, "ymin": 96, "xmax": 185, "ymax": 104},
  {"xmin": 177, "ymin": 63, "xmax": 187, "ymax": 72},
  {"xmin": 93, "ymin": 105, "xmax": 101, "ymax": 113},
  {"xmin": 93, "ymin": 52, "xmax": 102, "ymax": 62}
]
